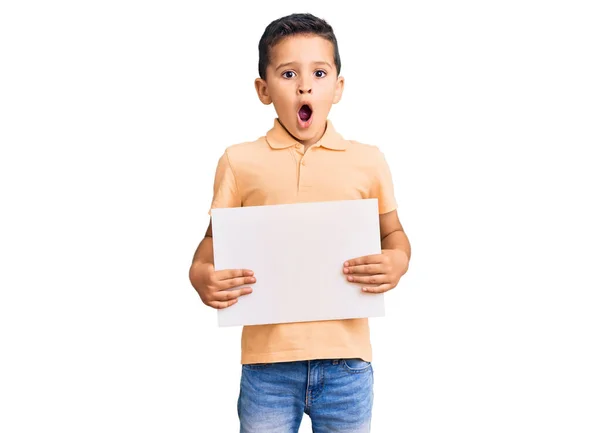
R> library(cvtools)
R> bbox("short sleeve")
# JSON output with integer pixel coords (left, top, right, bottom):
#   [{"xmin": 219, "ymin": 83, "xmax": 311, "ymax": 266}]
[
  {"xmin": 370, "ymin": 148, "xmax": 398, "ymax": 214},
  {"xmin": 208, "ymin": 150, "xmax": 242, "ymax": 215}
]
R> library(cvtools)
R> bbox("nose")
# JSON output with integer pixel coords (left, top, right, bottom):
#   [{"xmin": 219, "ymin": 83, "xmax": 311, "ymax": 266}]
[{"xmin": 298, "ymin": 79, "xmax": 312, "ymax": 95}]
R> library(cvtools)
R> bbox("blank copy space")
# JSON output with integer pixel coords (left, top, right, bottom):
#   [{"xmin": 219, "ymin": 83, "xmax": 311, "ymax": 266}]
[{"xmin": 211, "ymin": 199, "xmax": 384, "ymax": 327}]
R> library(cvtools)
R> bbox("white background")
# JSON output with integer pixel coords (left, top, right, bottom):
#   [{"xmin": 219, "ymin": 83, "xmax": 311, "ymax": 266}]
[{"xmin": 1, "ymin": 1, "xmax": 598, "ymax": 432}]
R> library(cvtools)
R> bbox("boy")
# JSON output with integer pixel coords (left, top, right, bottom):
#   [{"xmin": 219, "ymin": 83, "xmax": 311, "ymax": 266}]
[{"xmin": 189, "ymin": 13, "xmax": 411, "ymax": 433}]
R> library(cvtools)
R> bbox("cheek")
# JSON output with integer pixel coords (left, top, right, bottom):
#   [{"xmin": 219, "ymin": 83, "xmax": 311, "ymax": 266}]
[
  {"xmin": 316, "ymin": 85, "xmax": 337, "ymax": 103},
  {"xmin": 270, "ymin": 85, "xmax": 293, "ymax": 102},
  {"xmin": 269, "ymin": 94, "xmax": 286, "ymax": 110}
]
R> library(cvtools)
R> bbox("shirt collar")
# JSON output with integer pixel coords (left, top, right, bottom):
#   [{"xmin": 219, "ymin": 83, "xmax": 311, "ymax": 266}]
[{"xmin": 266, "ymin": 118, "xmax": 348, "ymax": 151}]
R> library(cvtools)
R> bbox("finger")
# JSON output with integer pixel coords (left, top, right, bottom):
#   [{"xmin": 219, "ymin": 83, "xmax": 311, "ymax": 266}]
[
  {"xmin": 343, "ymin": 263, "xmax": 385, "ymax": 275},
  {"xmin": 208, "ymin": 298, "xmax": 239, "ymax": 309},
  {"xmin": 362, "ymin": 284, "xmax": 393, "ymax": 294},
  {"xmin": 215, "ymin": 269, "xmax": 254, "ymax": 281},
  {"xmin": 347, "ymin": 274, "xmax": 388, "ymax": 284},
  {"xmin": 344, "ymin": 254, "xmax": 384, "ymax": 267},
  {"xmin": 216, "ymin": 275, "xmax": 256, "ymax": 290},
  {"xmin": 213, "ymin": 287, "xmax": 253, "ymax": 302}
]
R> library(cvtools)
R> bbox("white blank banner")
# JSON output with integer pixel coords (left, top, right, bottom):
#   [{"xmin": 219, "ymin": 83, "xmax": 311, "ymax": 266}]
[{"xmin": 211, "ymin": 199, "xmax": 384, "ymax": 327}]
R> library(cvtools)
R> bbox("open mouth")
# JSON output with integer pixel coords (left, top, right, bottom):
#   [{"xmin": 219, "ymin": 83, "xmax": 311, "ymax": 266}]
[{"xmin": 297, "ymin": 103, "xmax": 313, "ymax": 128}]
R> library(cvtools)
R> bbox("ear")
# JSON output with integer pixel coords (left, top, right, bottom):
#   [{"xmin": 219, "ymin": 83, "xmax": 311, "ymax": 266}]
[
  {"xmin": 254, "ymin": 78, "xmax": 272, "ymax": 105},
  {"xmin": 333, "ymin": 75, "xmax": 345, "ymax": 104}
]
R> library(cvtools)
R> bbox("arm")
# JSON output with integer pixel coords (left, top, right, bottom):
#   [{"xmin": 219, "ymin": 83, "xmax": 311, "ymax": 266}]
[
  {"xmin": 380, "ymin": 209, "xmax": 411, "ymax": 277},
  {"xmin": 190, "ymin": 221, "xmax": 214, "ymax": 267},
  {"xmin": 189, "ymin": 220, "xmax": 256, "ymax": 309},
  {"xmin": 192, "ymin": 148, "xmax": 254, "ymax": 308},
  {"xmin": 343, "ymin": 210, "xmax": 410, "ymax": 293}
]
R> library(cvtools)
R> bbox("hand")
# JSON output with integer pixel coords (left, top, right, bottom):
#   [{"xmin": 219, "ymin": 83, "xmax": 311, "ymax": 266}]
[
  {"xmin": 343, "ymin": 249, "xmax": 409, "ymax": 293},
  {"xmin": 191, "ymin": 263, "xmax": 256, "ymax": 309}
]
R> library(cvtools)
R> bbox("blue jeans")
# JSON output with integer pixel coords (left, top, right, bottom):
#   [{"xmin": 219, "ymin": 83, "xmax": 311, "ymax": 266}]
[{"xmin": 238, "ymin": 358, "xmax": 374, "ymax": 432}]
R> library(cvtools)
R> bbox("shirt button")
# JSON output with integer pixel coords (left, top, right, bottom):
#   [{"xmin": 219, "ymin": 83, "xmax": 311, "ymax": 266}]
[
  {"xmin": 295, "ymin": 144, "xmax": 301, "ymax": 149},
  {"xmin": 302, "ymin": 160, "xmax": 306, "ymax": 166}
]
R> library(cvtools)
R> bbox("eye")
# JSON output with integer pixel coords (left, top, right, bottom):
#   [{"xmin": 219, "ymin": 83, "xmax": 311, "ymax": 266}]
[
  {"xmin": 315, "ymin": 70, "xmax": 327, "ymax": 78},
  {"xmin": 282, "ymin": 71, "xmax": 296, "ymax": 79}
]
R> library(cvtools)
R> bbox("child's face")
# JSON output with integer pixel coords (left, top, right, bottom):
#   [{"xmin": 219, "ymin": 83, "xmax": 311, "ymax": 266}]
[{"xmin": 255, "ymin": 34, "xmax": 344, "ymax": 145}]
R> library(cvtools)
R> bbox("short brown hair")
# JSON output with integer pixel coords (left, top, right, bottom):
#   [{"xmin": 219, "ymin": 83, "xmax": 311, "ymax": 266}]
[{"xmin": 257, "ymin": 13, "xmax": 341, "ymax": 80}]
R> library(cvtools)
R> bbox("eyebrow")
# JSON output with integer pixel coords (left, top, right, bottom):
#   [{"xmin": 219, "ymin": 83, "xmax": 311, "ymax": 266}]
[{"xmin": 275, "ymin": 61, "xmax": 333, "ymax": 71}]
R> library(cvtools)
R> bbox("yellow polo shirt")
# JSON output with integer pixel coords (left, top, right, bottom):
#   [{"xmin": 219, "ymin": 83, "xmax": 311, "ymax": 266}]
[{"xmin": 209, "ymin": 118, "xmax": 397, "ymax": 364}]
